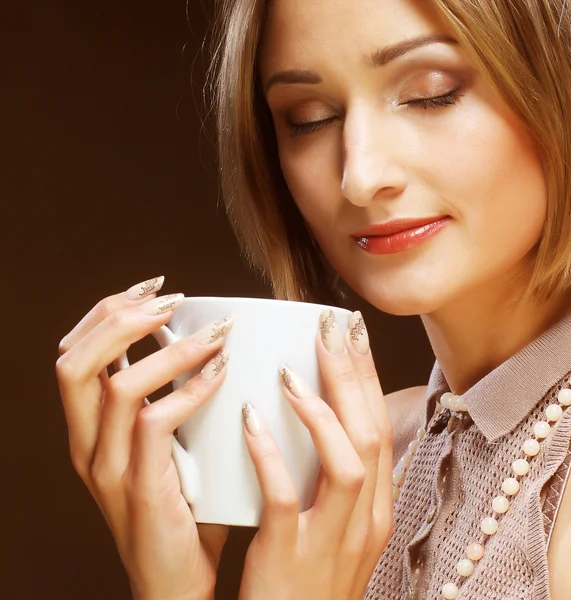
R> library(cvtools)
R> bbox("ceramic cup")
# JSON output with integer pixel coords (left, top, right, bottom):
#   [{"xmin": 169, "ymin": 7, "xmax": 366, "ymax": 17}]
[{"xmin": 120, "ymin": 296, "xmax": 351, "ymax": 527}]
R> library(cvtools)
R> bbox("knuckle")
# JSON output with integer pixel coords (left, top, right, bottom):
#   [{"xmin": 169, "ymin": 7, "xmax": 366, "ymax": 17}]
[
  {"xmin": 357, "ymin": 430, "xmax": 382, "ymax": 459},
  {"xmin": 167, "ymin": 338, "xmax": 194, "ymax": 365},
  {"xmin": 135, "ymin": 405, "xmax": 162, "ymax": 434},
  {"xmin": 377, "ymin": 420, "xmax": 394, "ymax": 451},
  {"xmin": 89, "ymin": 460, "xmax": 118, "ymax": 493},
  {"xmin": 335, "ymin": 366, "xmax": 358, "ymax": 385},
  {"xmin": 345, "ymin": 527, "xmax": 374, "ymax": 558},
  {"xmin": 107, "ymin": 307, "xmax": 131, "ymax": 331},
  {"xmin": 93, "ymin": 296, "xmax": 117, "ymax": 322},
  {"xmin": 336, "ymin": 461, "xmax": 366, "ymax": 492},
  {"xmin": 258, "ymin": 438, "xmax": 282, "ymax": 460},
  {"xmin": 105, "ymin": 373, "xmax": 130, "ymax": 402},
  {"xmin": 268, "ymin": 491, "xmax": 299, "ymax": 515},
  {"xmin": 178, "ymin": 385, "xmax": 201, "ymax": 407},
  {"xmin": 55, "ymin": 352, "xmax": 79, "ymax": 383},
  {"xmin": 310, "ymin": 402, "xmax": 336, "ymax": 426},
  {"xmin": 359, "ymin": 365, "xmax": 379, "ymax": 381}
]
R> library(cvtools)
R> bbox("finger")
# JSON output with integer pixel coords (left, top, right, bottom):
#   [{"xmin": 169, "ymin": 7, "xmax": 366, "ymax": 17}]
[
  {"xmin": 55, "ymin": 293, "xmax": 183, "ymax": 467},
  {"xmin": 55, "ymin": 371, "xmax": 106, "ymax": 479},
  {"xmin": 310, "ymin": 465, "xmax": 324, "ymax": 506},
  {"xmin": 58, "ymin": 276, "xmax": 165, "ymax": 354},
  {"xmin": 97, "ymin": 317, "xmax": 233, "ymax": 471},
  {"xmin": 316, "ymin": 311, "xmax": 381, "ymax": 518},
  {"xmin": 95, "ymin": 320, "xmax": 232, "ymax": 477},
  {"xmin": 241, "ymin": 403, "xmax": 300, "ymax": 549},
  {"xmin": 128, "ymin": 350, "xmax": 230, "ymax": 496},
  {"xmin": 58, "ymin": 293, "xmax": 185, "ymax": 387},
  {"xmin": 317, "ymin": 311, "xmax": 378, "ymax": 459},
  {"xmin": 196, "ymin": 524, "xmax": 230, "ymax": 569},
  {"xmin": 345, "ymin": 311, "xmax": 386, "ymax": 423},
  {"xmin": 343, "ymin": 312, "xmax": 393, "ymax": 527},
  {"xmin": 279, "ymin": 367, "xmax": 365, "ymax": 539}
]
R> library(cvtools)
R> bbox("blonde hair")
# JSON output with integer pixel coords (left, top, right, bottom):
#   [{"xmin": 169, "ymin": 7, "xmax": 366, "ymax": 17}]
[{"xmin": 208, "ymin": 0, "xmax": 571, "ymax": 306}]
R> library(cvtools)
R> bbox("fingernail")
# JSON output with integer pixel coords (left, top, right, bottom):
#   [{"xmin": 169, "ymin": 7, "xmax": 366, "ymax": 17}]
[
  {"xmin": 140, "ymin": 293, "xmax": 184, "ymax": 315},
  {"xmin": 348, "ymin": 311, "xmax": 369, "ymax": 354},
  {"xmin": 193, "ymin": 316, "xmax": 234, "ymax": 345},
  {"xmin": 201, "ymin": 348, "xmax": 229, "ymax": 381},
  {"xmin": 242, "ymin": 402, "xmax": 265, "ymax": 436},
  {"xmin": 319, "ymin": 309, "xmax": 345, "ymax": 354},
  {"xmin": 125, "ymin": 276, "xmax": 165, "ymax": 300},
  {"xmin": 279, "ymin": 365, "xmax": 313, "ymax": 398}
]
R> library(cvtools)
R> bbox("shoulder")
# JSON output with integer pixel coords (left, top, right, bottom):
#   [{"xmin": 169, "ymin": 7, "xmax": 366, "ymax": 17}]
[{"xmin": 384, "ymin": 385, "xmax": 427, "ymax": 468}]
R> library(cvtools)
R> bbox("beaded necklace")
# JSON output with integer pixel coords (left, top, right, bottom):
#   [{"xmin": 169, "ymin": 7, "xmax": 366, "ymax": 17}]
[{"xmin": 391, "ymin": 381, "xmax": 571, "ymax": 599}]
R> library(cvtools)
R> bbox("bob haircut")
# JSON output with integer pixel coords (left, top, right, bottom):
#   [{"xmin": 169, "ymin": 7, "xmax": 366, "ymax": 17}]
[{"xmin": 208, "ymin": 0, "xmax": 571, "ymax": 307}]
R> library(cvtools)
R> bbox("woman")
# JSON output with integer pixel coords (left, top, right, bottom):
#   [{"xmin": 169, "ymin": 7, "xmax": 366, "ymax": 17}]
[{"xmin": 55, "ymin": 0, "xmax": 571, "ymax": 598}]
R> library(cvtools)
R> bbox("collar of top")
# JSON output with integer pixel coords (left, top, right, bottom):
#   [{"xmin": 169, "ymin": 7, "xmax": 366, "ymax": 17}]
[{"xmin": 424, "ymin": 312, "xmax": 571, "ymax": 442}]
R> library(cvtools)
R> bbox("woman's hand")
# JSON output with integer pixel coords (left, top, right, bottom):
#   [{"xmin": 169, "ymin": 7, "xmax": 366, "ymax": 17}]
[
  {"xmin": 56, "ymin": 277, "xmax": 231, "ymax": 600},
  {"xmin": 239, "ymin": 310, "xmax": 393, "ymax": 600}
]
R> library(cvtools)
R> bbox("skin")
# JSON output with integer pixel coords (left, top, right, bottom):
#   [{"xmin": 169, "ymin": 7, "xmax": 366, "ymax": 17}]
[
  {"xmin": 56, "ymin": 0, "xmax": 571, "ymax": 598},
  {"xmin": 57, "ymin": 285, "xmax": 393, "ymax": 600},
  {"xmin": 259, "ymin": 0, "xmax": 571, "ymax": 596}
]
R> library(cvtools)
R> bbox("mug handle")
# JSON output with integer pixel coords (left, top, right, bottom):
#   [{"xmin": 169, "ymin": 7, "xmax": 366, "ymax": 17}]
[{"xmin": 115, "ymin": 325, "xmax": 201, "ymax": 507}]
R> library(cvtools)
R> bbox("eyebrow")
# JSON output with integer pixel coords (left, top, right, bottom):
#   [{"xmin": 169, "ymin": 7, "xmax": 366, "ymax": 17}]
[{"xmin": 263, "ymin": 34, "xmax": 458, "ymax": 95}]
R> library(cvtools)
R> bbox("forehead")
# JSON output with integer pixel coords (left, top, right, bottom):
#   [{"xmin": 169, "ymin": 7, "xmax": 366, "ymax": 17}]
[{"xmin": 259, "ymin": 0, "xmax": 449, "ymax": 78}]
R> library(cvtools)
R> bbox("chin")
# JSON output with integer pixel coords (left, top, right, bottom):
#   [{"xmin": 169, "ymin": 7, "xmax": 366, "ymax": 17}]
[
  {"xmin": 346, "ymin": 276, "xmax": 453, "ymax": 317},
  {"xmin": 369, "ymin": 294, "xmax": 440, "ymax": 317}
]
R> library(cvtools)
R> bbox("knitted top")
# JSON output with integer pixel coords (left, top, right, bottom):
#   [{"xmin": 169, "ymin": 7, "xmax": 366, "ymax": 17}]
[{"xmin": 365, "ymin": 312, "xmax": 571, "ymax": 600}]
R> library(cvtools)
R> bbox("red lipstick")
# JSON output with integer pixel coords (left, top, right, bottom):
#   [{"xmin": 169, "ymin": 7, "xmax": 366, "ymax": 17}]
[{"xmin": 352, "ymin": 216, "xmax": 450, "ymax": 255}]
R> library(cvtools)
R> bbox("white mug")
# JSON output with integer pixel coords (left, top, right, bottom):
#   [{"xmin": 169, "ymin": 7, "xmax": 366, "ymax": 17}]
[{"xmin": 120, "ymin": 297, "xmax": 351, "ymax": 527}]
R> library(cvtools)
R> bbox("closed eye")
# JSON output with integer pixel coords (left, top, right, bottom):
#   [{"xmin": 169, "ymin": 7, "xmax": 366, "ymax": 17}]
[
  {"xmin": 289, "ymin": 117, "xmax": 336, "ymax": 137},
  {"xmin": 288, "ymin": 89, "xmax": 464, "ymax": 137},
  {"xmin": 405, "ymin": 89, "xmax": 464, "ymax": 110}
]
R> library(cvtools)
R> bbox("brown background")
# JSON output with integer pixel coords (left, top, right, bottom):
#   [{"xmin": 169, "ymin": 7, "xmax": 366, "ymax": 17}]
[{"xmin": 4, "ymin": 1, "xmax": 434, "ymax": 598}]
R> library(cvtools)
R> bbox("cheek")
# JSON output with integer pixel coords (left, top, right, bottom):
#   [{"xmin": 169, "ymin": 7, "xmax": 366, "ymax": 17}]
[
  {"xmin": 278, "ymin": 87, "xmax": 547, "ymax": 290},
  {"xmin": 418, "ymin": 94, "xmax": 547, "ymax": 261},
  {"xmin": 279, "ymin": 142, "xmax": 342, "ymax": 232}
]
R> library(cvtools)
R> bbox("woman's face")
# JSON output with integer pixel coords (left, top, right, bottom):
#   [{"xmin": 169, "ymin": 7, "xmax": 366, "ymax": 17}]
[{"xmin": 259, "ymin": 0, "xmax": 547, "ymax": 315}]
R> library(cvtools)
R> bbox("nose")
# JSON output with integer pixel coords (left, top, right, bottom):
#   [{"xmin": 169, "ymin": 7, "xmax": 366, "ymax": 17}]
[{"xmin": 341, "ymin": 105, "xmax": 408, "ymax": 207}]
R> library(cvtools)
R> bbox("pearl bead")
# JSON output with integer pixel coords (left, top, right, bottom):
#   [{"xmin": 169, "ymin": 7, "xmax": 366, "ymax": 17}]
[
  {"xmin": 502, "ymin": 478, "xmax": 520, "ymax": 496},
  {"xmin": 546, "ymin": 403, "xmax": 563, "ymax": 422},
  {"xmin": 416, "ymin": 427, "xmax": 426, "ymax": 439},
  {"xmin": 492, "ymin": 495, "xmax": 510, "ymax": 514},
  {"xmin": 523, "ymin": 438, "xmax": 541, "ymax": 457},
  {"xmin": 393, "ymin": 485, "xmax": 401, "ymax": 502},
  {"xmin": 393, "ymin": 468, "xmax": 406, "ymax": 487},
  {"xmin": 457, "ymin": 558, "xmax": 475, "ymax": 577},
  {"xmin": 558, "ymin": 388, "xmax": 571, "ymax": 406},
  {"xmin": 408, "ymin": 440, "xmax": 420, "ymax": 455},
  {"xmin": 466, "ymin": 543, "xmax": 484, "ymax": 561},
  {"xmin": 534, "ymin": 420, "xmax": 551, "ymax": 439},
  {"xmin": 399, "ymin": 453, "xmax": 414, "ymax": 469},
  {"xmin": 442, "ymin": 582, "xmax": 459, "ymax": 599},
  {"xmin": 440, "ymin": 392, "xmax": 454, "ymax": 409},
  {"xmin": 512, "ymin": 458, "xmax": 530, "ymax": 476},
  {"xmin": 481, "ymin": 516, "xmax": 499, "ymax": 535},
  {"xmin": 452, "ymin": 395, "xmax": 468, "ymax": 412}
]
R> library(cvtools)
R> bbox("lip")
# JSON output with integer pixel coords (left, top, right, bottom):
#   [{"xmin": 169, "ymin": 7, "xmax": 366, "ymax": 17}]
[
  {"xmin": 353, "ymin": 216, "xmax": 447, "ymax": 238},
  {"xmin": 352, "ymin": 216, "xmax": 451, "ymax": 255}
]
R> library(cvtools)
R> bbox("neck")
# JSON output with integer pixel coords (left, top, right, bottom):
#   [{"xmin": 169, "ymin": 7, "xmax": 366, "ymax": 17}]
[{"xmin": 421, "ymin": 280, "xmax": 571, "ymax": 396}]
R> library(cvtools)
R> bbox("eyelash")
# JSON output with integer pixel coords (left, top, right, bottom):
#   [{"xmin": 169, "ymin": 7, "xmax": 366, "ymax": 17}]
[{"xmin": 289, "ymin": 89, "xmax": 464, "ymax": 137}]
